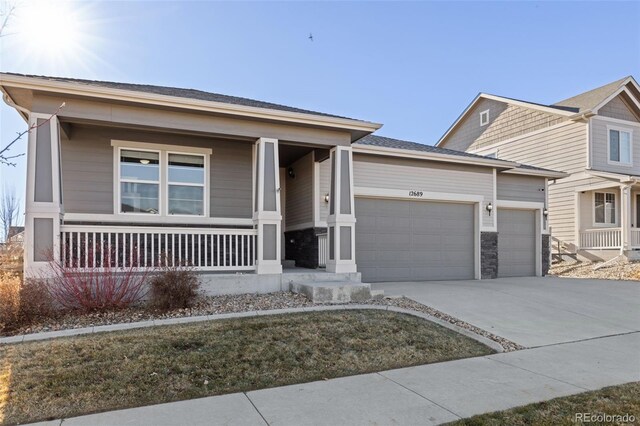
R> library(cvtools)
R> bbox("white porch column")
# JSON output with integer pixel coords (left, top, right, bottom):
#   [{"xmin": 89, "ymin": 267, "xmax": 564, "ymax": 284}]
[
  {"xmin": 24, "ymin": 113, "xmax": 63, "ymax": 277},
  {"xmin": 326, "ymin": 146, "xmax": 357, "ymax": 273},
  {"xmin": 620, "ymin": 184, "xmax": 632, "ymax": 254},
  {"xmin": 253, "ymin": 137, "xmax": 282, "ymax": 274}
]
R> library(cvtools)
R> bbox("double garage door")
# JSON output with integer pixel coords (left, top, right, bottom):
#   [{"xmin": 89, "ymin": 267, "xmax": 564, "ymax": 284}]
[
  {"xmin": 354, "ymin": 199, "xmax": 538, "ymax": 282},
  {"xmin": 355, "ymin": 198, "xmax": 476, "ymax": 282}
]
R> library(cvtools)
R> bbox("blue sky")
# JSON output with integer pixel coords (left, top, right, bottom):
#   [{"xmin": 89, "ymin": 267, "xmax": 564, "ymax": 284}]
[{"xmin": 1, "ymin": 0, "xmax": 639, "ymax": 220}]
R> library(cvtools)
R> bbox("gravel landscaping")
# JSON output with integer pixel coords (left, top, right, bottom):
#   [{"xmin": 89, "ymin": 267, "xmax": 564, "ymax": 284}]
[
  {"xmin": 1, "ymin": 292, "xmax": 523, "ymax": 352},
  {"xmin": 550, "ymin": 260, "xmax": 640, "ymax": 281}
]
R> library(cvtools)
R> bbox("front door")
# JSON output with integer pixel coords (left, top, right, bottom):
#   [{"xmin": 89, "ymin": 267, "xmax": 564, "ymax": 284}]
[{"xmin": 636, "ymin": 194, "xmax": 640, "ymax": 228}]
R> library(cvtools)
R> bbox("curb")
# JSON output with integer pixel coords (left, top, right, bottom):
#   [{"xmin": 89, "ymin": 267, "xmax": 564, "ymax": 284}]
[{"xmin": 1, "ymin": 304, "xmax": 503, "ymax": 352}]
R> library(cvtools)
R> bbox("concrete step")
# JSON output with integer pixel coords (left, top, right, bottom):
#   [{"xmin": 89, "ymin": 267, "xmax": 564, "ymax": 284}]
[
  {"xmin": 370, "ymin": 289, "xmax": 385, "ymax": 300},
  {"xmin": 282, "ymin": 271, "xmax": 362, "ymax": 285},
  {"xmin": 290, "ymin": 281, "xmax": 372, "ymax": 304},
  {"xmin": 281, "ymin": 259, "xmax": 296, "ymax": 269}
]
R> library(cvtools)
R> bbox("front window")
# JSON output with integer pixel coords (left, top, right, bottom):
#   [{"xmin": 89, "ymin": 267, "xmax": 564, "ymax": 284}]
[
  {"xmin": 168, "ymin": 153, "xmax": 205, "ymax": 215},
  {"xmin": 594, "ymin": 192, "xmax": 616, "ymax": 225},
  {"xmin": 120, "ymin": 150, "xmax": 160, "ymax": 214},
  {"xmin": 608, "ymin": 128, "xmax": 632, "ymax": 165}
]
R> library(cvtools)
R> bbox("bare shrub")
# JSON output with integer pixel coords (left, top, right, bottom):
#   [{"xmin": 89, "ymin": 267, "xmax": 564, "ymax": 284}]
[
  {"xmin": 0, "ymin": 273, "xmax": 55, "ymax": 332},
  {"xmin": 45, "ymin": 249, "xmax": 150, "ymax": 312},
  {"xmin": 149, "ymin": 265, "xmax": 201, "ymax": 311}
]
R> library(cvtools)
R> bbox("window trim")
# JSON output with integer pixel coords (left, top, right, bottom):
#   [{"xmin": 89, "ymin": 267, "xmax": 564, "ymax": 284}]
[
  {"xmin": 606, "ymin": 125, "xmax": 633, "ymax": 167},
  {"xmin": 479, "ymin": 109, "xmax": 490, "ymax": 127},
  {"xmin": 166, "ymin": 150, "xmax": 207, "ymax": 217},
  {"xmin": 112, "ymin": 140, "xmax": 211, "ymax": 218},
  {"xmin": 592, "ymin": 191, "xmax": 618, "ymax": 227}
]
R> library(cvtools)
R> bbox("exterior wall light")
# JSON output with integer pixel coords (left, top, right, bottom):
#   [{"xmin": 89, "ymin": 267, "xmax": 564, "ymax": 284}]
[
  {"xmin": 543, "ymin": 208, "xmax": 549, "ymax": 217},
  {"xmin": 324, "ymin": 194, "xmax": 330, "ymax": 203},
  {"xmin": 287, "ymin": 167, "xmax": 296, "ymax": 179},
  {"xmin": 485, "ymin": 202, "xmax": 493, "ymax": 215}
]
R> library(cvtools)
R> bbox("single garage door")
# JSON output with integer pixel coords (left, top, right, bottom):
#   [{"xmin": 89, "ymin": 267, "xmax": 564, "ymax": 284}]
[
  {"xmin": 497, "ymin": 208, "xmax": 536, "ymax": 277},
  {"xmin": 355, "ymin": 198, "xmax": 475, "ymax": 282}
]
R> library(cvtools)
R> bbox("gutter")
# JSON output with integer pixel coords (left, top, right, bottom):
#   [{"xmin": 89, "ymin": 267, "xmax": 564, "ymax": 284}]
[{"xmin": 1, "ymin": 86, "xmax": 30, "ymax": 121}]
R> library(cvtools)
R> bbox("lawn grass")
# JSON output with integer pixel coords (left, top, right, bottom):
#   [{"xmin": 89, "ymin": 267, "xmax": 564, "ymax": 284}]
[
  {"xmin": 449, "ymin": 382, "xmax": 640, "ymax": 426},
  {"xmin": 0, "ymin": 309, "xmax": 493, "ymax": 424}
]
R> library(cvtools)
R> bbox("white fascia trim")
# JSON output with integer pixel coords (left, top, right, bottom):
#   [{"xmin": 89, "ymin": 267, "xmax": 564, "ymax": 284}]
[
  {"xmin": 501, "ymin": 168, "xmax": 568, "ymax": 179},
  {"xmin": 496, "ymin": 200, "xmax": 545, "ymax": 210},
  {"xmin": 592, "ymin": 114, "xmax": 640, "ymax": 128},
  {"xmin": 63, "ymin": 213, "xmax": 254, "ymax": 226},
  {"xmin": 354, "ymin": 187, "xmax": 484, "ymax": 203},
  {"xmin": 351, "ymin": 144, "xmax": 517, "ymax": 168},
  {"xmin": 0, "ymin": 74, "xmax": 383, "ymax": 133},
  {"xmin": 591, "ymin": 80, "xmax": 636, "ymax": 113},
  {"xmin": 586, "ymin": 169, "xmax": 640, "ymax": 184},
  {"xmin": 111, "ymin": 139, "xmax": 213, "ymax": 155},
  {"xmin": 436, "ymin": 93, "xmax": 573, "ymax": 147}
]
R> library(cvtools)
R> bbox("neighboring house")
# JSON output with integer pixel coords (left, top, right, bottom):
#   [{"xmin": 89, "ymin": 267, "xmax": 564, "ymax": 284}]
[
  {"xmin": 437, "ymin": 76, "xmax": 640, "ymax": 262},
  {"xmin": 7, "ymin": 226, "xmax": 25, "ymax": 245},
  {"xmin": 0, "ymin": 73, "xmax": 563, "ymax": 294}
]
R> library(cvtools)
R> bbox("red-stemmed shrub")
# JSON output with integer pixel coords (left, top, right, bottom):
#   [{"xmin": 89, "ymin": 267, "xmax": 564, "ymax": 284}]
[{"xmin": 45, "ymin": 247, "xmax": 150, "ymax": 312}]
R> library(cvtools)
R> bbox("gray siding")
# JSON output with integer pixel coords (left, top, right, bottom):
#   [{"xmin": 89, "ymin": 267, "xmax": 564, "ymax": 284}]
[
  {"xmin": 590, "ymin": 117, "xmax": 640, "ymax": 176},
  {"xmin": 61, "ymin": 125, "xmax": 253, "ymax": 218},
  {"xmin": 352, "ymin": 154, "xmax": 494, "ymax": 228},
  {"xmin": 473, "ymin": 121, "xmax": 588, "ymax": 174},
  {"xmin": 598, "ymin": 95, "xmax": 639, "ymax": 122},
  {"xmin": 497, "ymin": 174, "xmax": 545, "ymax": 202},
  {"xmin": 442, "ymin": 98, "xmax": 567, "ymax": 152},
  {"xmin": 284, "ymin": 152, "xmax": 313, "ymax": 228},
  {"xmin": 319, "ymin": 159, "xmax": 331, "ymax": 222}
]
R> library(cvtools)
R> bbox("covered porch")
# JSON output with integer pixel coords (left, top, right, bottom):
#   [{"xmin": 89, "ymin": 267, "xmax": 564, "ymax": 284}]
[
  {"xmin": 576, "ymin": 177, "xmax": 640, "ymax": 256},
  {"xmin": 10, "ymin": 78, "xmax": 378, "ymax": 279}
]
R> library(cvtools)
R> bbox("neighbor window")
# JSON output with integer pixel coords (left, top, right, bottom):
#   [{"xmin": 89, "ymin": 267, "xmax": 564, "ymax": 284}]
[
  {"xmin": 119, "ymin": 149, "xmax": 160, "ymax": 214},
  {"xmin": 594, "ymin": 192, "xmax": 616, "ymax": 225},
  {"xmin": 480, "ymin": 109, "xmax": 490, "ymax": 126},
  {"xmin": 608, "ymin": 128, "xmax": 632, "ymax": 165},
  {"xmin": 168, "ymin": 153, "xmax": 205, "ymax": 215}
]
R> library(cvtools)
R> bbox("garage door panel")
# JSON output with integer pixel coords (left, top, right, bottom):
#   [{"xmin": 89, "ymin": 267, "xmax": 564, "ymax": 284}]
[
  {"xmin": 355, "ymin": 198, "xmax": 475, "ymax": 282},
  {"xmin": 498, "ymin": 208, "xmax": 536, "ymax": 278}
]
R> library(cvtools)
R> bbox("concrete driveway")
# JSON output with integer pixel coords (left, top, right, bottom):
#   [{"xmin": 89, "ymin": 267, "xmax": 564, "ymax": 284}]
[{"xmin": 374, "ymin": 277, "xmax": 640, "ymax": 347}]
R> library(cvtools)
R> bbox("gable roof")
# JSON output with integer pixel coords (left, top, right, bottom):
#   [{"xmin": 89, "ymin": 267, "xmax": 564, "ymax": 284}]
[
  {"xmin": 553, "ymin": 76, "xmax": 633, "ymax": 112},
  {"xmin": 354, "ymin": 134, "xmax": 566, "ymax": 177},
  {"xmin": 436, "ymin": 76, "xmax": 639, "ymax": 148},
  {"xmin": 1, "ymin": 72, "xmax": 361, "ymax": 120}
]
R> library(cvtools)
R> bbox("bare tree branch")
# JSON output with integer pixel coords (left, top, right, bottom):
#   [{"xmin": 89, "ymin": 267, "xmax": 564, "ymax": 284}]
[
  {"xmin": 0, "ymin": 185, "xmax": 21, "ymax": 242},
  {"xmin": 0, "ymin": 102, "xmax": 66, "ymax": 167}
]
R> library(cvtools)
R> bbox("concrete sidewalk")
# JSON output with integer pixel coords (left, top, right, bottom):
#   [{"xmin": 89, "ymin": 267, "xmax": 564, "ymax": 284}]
[{"xmin": 36, "ymin": 331, "xmax": 640, "ymax": 426}]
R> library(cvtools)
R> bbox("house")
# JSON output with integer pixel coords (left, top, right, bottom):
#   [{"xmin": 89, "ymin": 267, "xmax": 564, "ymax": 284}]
[
  {"xmin": 437, "ymin": 76, "xmax": 640, "ymax": 262},
  {"xmin": 0, "ymin": 73, "xmax": 564, "ymax": 296}
]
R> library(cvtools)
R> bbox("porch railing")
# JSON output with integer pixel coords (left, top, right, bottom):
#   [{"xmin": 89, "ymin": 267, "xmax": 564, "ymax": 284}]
[
  {"xmin": 317, "ymin": 233, "xmax": 327, "ymax": 268},
  {"xmin": 633, "ymin": 229, "xmax": 640, "ymax": 248},
  {"xmin": 60, "ymin": 225, "xmax": 257, "ymax": 271},
  {"xmin": 579, "ymin": 228, "xmax": 622, "ymax": 249}
]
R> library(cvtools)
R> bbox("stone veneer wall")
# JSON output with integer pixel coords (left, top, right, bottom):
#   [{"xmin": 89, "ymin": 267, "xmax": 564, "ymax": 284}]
[
  {"xmin": 481, "ymin": 232, "xmax": 498, "ymax": 279},
  {"xmin": 542, "ymin": 234, "xmax": 550, "ymax": 276},
  {"xmin": 284, "ymin": 227, "xmax": 327, "ymax": 269}
]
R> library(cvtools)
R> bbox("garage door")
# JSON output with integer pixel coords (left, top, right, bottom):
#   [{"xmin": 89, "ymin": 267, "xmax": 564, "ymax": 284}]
[
  {"xmin": 355, "ymin": 198, "xmax": 475, "ymax": 282},
  {"xmin": 497, "ymin": 208, "xmax": 536, "ymax": 277}
]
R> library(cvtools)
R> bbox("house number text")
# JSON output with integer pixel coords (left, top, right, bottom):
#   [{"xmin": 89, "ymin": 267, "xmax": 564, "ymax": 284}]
[{"xmin": 408, "ymin": 191, "xmax": 424, "ymax": 197}]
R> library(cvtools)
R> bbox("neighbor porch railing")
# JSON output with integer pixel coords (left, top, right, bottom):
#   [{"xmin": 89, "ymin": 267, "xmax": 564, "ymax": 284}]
[
  {"xmin": 60, "ymin": 225, "xmax": 257, "ymax": 271},
  {"xmin": 632, "ymin": 229, "xmax": 640, "ymax": 248},
  {"xmin": 579, "ymin": 228, "xmax": 622, "ymax": 249}
]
